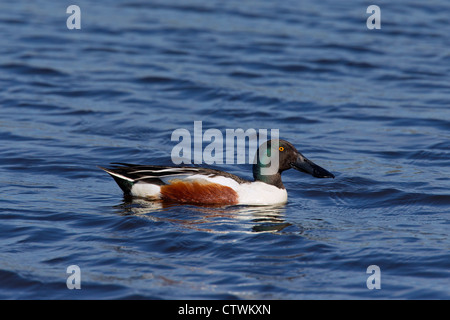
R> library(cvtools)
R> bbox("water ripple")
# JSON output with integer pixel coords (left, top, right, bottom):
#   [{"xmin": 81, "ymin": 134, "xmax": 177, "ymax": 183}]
[{"xmin": 0, "ymin": 0, "xmax": 448, "ymax": 299}]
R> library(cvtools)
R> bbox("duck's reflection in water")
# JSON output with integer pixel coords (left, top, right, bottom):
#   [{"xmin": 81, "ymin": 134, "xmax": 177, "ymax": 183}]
[{"xmin": 114, "ymin": 197, "xmax": 293, "ymax": 233}]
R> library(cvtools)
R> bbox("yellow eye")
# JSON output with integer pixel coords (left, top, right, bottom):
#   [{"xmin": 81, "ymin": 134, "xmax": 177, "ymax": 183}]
[{"xmin": 279, "ymin": 146, "xmax": 284, "ymax": 152}]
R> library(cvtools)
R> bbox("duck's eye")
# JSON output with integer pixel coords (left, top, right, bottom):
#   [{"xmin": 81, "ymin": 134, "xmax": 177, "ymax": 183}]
[{"xmin": 279, "ymin": 146, "xmax": 284, "ymax": 152}]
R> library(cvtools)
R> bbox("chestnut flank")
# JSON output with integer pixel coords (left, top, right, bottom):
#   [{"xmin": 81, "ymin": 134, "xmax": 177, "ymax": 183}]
[{"xmin": 160, "ymin": 180, "xmax": 238, "ymax": 205}]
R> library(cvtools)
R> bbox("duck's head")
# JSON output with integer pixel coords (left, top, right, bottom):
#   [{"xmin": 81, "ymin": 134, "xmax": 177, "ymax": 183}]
[{"xmin": 253, "ymin": 139, "xmax": 334, "ymax": 188}]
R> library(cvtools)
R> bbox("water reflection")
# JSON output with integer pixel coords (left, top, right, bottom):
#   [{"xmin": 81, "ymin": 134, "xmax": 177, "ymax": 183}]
[{"xmin": 113, "ymin": 197, "xmax": 293, "ymax": 233}]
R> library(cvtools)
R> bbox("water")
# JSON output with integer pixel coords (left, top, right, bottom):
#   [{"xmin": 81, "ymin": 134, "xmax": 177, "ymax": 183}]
[{"xmin": 0, "ymin": 0, "xmax": 449, "ymax": 299}]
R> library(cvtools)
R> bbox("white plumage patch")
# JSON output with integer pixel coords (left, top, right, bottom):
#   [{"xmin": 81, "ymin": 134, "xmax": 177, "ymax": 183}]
[
  {"xmin": 130, "ymin": 182, "xmax": 161, "ymax": 199},
  {"xmin": 235, "ymin": 182, "xmax": 288, "ymax": 205}
]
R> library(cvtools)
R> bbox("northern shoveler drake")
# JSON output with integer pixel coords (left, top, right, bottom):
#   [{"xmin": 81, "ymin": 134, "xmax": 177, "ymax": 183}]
[{"xmin": 100, "ymin": 139, "xmax": 334, "ymax": 206}]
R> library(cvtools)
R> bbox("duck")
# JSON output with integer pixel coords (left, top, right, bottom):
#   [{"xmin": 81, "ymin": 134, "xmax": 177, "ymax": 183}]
[{"xmin": 100, "ymin": 139, "xmax": 334, "ymax": 206}]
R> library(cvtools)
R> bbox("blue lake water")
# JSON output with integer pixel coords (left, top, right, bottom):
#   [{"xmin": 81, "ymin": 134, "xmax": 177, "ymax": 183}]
[{"xmin": 0, "ymin": 0, "xmax": 449, "ymax": 299}]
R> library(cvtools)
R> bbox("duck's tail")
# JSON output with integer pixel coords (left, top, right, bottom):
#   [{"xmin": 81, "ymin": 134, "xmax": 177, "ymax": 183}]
[{"xmin": 98, "ymin": 166, "xmax": 135, "ymax": 195}]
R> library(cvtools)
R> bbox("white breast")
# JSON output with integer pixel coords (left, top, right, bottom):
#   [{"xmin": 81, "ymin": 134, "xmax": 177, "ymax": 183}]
[{"xmin": 235, "ymin": 182, "xmax": 288, "ymax": 206}]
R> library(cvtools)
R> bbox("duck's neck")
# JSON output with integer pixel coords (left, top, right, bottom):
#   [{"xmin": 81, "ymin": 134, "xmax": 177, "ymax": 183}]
[{"xmin": 252, "ymin": 164, "xmax": 284, "ymax": 189}]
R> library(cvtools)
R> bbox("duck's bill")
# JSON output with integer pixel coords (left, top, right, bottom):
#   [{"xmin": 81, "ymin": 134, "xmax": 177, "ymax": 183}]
[{"xmin": 291, "ymin": 155, "xmax": 335, "ymax": 179}]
